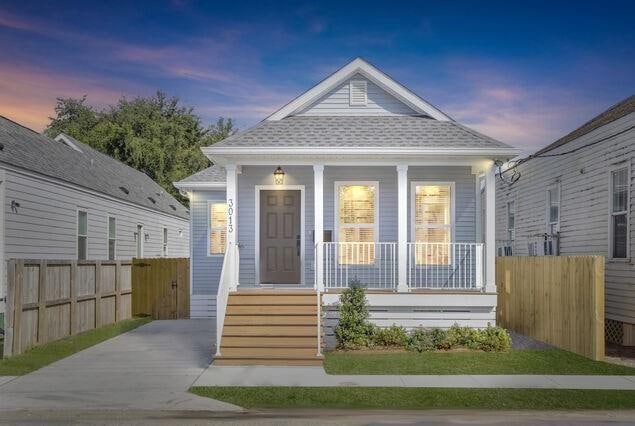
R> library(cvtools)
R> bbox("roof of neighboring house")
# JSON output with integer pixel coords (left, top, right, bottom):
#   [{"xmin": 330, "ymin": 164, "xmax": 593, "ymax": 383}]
[
  {"xmin": 211, "ymin": 116, "xmax": 512, "ymax": 150},
  {"xmin": 0, "ymin": 116, "xmax": 189, "ymax": 219},
  {"xmin": 535, "ymin": 94, "xmax": 635, "ymax": 156},
  {"xmin": 174, "ymin": 165, "xmax": 226, "ymax": 186}
]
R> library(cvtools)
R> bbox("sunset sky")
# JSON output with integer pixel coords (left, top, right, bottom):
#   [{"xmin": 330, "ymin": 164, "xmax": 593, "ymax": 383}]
[{"xmin": 1, "ymin": 0, "xmax": 634, "ymax": 152}]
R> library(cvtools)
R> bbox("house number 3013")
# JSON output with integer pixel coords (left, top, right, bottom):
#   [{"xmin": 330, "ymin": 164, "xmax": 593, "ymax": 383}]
[{"xmin": 227, "ymin": 199, "xmax": 234, "ymax": 233}]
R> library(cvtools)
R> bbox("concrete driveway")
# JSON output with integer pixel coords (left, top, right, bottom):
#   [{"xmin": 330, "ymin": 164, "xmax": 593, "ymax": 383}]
[{"xmin": 0, "ymin": 319, "xmax": 241, "ymax": 412}]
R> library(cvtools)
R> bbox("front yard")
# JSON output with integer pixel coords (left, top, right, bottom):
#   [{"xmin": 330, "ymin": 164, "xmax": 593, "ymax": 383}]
[{"xmin": 324, "ymin": 349, "xmax": 635, "ymax": 375}]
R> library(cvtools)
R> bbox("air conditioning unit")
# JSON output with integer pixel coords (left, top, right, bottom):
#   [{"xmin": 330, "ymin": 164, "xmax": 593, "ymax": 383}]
[{"xmin": 528, "ymin": 234, "xmax": 559, "ymax": 256}]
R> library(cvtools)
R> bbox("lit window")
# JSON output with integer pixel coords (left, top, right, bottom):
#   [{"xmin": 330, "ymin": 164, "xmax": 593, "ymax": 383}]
[
  {"xmin": 546, "ymin": 184, "xmax": 560, "ymax": 235},
  {"xmin": 412, "ymin": 183, "xmax": 452, "ymax": 265},
  {"xmin": 209, "ymin": 203, "xmax": 228, "ymax": 255},
  {"xmin": 77, "ymin": 210, "xmax": 87, "ymax": 260},
  {"xmin": 336, "ymin": 183, "xmax": 377, "ymax": 264},
  {"xmin": 108, "ymin": 216, "xmax": 116, "ymax": 260},
  {"xmin": 610, "ymin": 166, "xmax": 629, "ymax": 259}
]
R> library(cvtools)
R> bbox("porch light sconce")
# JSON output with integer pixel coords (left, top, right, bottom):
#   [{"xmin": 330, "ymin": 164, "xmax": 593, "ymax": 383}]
[
  {"xmin": 273, "ymin": 166, "xmax": 285, "ymax": 185},
  {"xmin": 144, "ymin": 233, "xmax": 150, "ymax": 242}
]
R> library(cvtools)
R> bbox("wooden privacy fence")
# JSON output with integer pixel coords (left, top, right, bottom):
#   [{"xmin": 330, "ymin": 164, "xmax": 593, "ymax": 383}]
[
  {"xmin": 496, "ymin": 256, "xmax": 604, "ymax": 360},
  {"xmin": 131, "ymin": 258, "xmax": 189, "ymax": 320},
  {"xmin": 3, "ymin": 259, "xmax": 132, "ymax": 357}
]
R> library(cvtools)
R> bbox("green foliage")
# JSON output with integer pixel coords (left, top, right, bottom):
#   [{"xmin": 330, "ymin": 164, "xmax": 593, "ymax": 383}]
[
  {"xmin": 445, "ymin": 324, "xmax": 480, "ymax": 350},
  {"xmin": 44, "ymin": 93, "xmax": 236, "ymax": 204},
  {"xmin": 406, "ymin": 328, "xmax": 435, "ymax": 352},
  {"xmin": 476, "ymin": 325, "xmax": 512, "ymax": 352},
  {"xmin": 372, "ymin": 325, "xmax": 409, "ymax": 347},
  {"xmin": 335, "ymin": 282, "xmax": 375, "ymax": 349}
]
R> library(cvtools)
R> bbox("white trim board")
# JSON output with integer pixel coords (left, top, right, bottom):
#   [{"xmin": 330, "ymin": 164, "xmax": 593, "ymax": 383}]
[
  {"xmin": 254, "ymin": 185, "xmax": 306, "ymax": 286},
  {"xmin": 266, "ymin": 58, "xmax": 452, "ymax": 121}
]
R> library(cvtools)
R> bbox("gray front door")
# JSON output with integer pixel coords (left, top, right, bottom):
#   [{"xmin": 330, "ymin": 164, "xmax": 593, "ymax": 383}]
[{"xmin": 260, "ymin": 190, "xmax": 301, "ymax": 284}]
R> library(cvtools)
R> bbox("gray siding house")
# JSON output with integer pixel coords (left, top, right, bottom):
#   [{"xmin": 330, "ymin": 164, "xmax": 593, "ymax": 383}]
[
  {"xmin": 496, "ymin": 95, "xmax": 635, "ymax": 346},
  {"xmin": 175, "ymin": 58, "xmax": 519, "ymax": 364},
  {"xmin": 0, "ymin": 117, "xmax": 190, "ymax": 315}
]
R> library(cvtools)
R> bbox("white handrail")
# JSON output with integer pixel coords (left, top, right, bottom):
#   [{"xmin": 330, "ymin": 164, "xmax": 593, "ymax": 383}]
[
  {"xmin": 407, "ymin": 242, "xmax": 483, "ymax": 290},
  {"xmin": 215, "ymin": 242, "xmax": 237, "ymax": 357}
]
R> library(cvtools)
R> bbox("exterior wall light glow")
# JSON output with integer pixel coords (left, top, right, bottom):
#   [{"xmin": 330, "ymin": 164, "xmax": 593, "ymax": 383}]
[{"xmin": 273, "ymin": 166, "xmax": 285, "ymax": 185}]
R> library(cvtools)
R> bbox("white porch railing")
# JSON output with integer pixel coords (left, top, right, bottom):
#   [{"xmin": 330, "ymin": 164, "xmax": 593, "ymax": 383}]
[
  {"xmin": 215, "ymin": 242, "xmax": 239, "ymax": 357},
  {"xmin": 407, "ymin": 242, "xmax": 483, "ymax": 290},
  {"xmin": 320, "ymin": 242, "xmax": 397, "ymax": 289}
]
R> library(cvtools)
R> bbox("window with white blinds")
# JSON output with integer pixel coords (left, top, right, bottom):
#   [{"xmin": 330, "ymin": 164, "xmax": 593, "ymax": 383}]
[
  {"xmin": 336, "ymin": 183, "xmax": 377, "ymax": 264},
  {"xmin": 412, "ymin": 183, "xmax": 453, "ymax": 265},
  {"xmin": 209, "ymin": 202, "xmax": 228, "ymax": 255}
]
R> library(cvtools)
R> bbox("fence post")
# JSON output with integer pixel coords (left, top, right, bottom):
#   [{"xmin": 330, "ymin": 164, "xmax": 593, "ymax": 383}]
[
  {"xmin": 69, "ymin": 261, "xmax": 78, "ymax": 335},
  {"xmin": 592, "ymin": 256, "xmax": 605, "ymax": 360},
  {"xmin": 37, "ymin": 260, "xmax": 48, "ymax": 345},
  {"xmin": 115, "ymin": 261, "xmax": 121, "ymax": 322},
  {"xmin": 13, "ymin": 260, "xmax": 24, "ymax": 355},
  {"xmin": 94, "ymin": 261, "xmax": 102, "ymax": 328},
  {"xmin": 3, "ymin": 260, "xmax": 16, "ymax": 357}
]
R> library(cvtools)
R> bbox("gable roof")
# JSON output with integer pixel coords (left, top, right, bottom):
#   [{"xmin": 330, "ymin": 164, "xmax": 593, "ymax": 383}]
[
  {"xmin": 535, "ymin": 94, "xmax": 635, "ymax": 156},
  {"xmin": 267, "ymin": 58, "xmax": 452, "ymax": 121},
  {"xmin": 0, "ymin": 116, "xmax": 189, "ymax": 219},
  {"xmin": 174, "ymin": 165, "xmax": 226, "ymax": 190}
]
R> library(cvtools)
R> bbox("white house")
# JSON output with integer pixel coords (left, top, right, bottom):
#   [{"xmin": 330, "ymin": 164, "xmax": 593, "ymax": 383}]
[
  {"xmin": 0, "ymin": 117, "xmax": 190, "ymax": 317},
  {"xmin": 175, "ymin": 58, "xmax": 519, "ymax": 365},
  {"xmin": 496, "ymin": 95, "xmax": 635, "ymax": 347}
]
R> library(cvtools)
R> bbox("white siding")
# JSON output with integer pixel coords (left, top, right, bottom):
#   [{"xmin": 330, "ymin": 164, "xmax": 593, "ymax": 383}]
[
  {"xmin": 3, "ymin": 169, "xmax": 189, "ymax": 260},
  {"xmin": 496, "ymin": 112, "xmax": 635, "ymax": 325},
  {"xmin": 296, "ymin": 73, "xmax": 418, "ymax": 116}
]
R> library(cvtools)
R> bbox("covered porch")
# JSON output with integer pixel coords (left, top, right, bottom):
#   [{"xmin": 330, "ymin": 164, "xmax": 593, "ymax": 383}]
[{"xmin": 220, "ymin": 160, "xmax": 497, "ymax": 294}]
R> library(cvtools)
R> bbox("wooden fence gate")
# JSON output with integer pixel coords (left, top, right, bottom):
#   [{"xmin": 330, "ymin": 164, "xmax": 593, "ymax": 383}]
[
  {"xmin": 496, "ymin": 256, "xmax": 604, "ymax": 360},
  {"xmin": 131, "ymin": 258, "xmax": 189, "ymax": 319}
]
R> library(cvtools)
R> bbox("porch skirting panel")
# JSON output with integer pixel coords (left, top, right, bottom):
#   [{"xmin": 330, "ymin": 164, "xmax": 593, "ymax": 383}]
[{"xmin": 321, "ymin": 293, "xmax": 497, "ymax": 348}]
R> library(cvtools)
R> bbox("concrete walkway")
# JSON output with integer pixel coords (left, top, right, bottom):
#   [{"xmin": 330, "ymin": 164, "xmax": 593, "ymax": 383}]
[
  {"xmin": 194, "ymin": 366, "xmax": 635, "ymax": 390},
  {"xmin": 0, "ymin": 320, "xmax": 241, "ymax": 411}
]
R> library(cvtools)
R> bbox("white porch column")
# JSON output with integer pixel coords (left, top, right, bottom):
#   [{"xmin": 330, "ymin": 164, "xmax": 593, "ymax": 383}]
[
  {"xmin": 484, "ymin": 162, "xmax": 496, "ymax": 293},
  {"xmin": 397, "ymin": 165, "xmax": 408, "ymax": 292},
  {"xmin": 226, "ymin": 164, "xmax": 238, "ymax": 289},
  {"xmin": 314, "ymin": 165, "xmax": 324, "ymax": 291}
]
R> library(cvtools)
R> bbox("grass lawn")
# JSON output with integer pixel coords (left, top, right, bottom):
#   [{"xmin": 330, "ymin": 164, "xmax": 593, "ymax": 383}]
[
  {"xmin": 190, "ymin": 387, "xmax": 635, "ymax": 410},
  {"xmin": 324, "ymin": 349, "xmax": 635, "ymax": 375},
  {"xmin": 0, "ymin": 316, "xmax": 151, "ymax": 376}
]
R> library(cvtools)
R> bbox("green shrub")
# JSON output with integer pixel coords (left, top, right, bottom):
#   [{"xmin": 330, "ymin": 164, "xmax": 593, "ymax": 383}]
[
  {"xmin": 335, "ymin": 282, "xmax": 374, "ymax": 349},
  {"xmin": 445, "ymin": 324, "xmax": 479, "ymax": 349},
  {"xmin": 373, "ymin": 325, "xmax": 409, "ymax": 347},
  {"xmin": 430, "ymin": 328, "xmax": 449, "ymax": 349},
  {"xmin": 406, "ymin": 329, "xmax": 435, "ymax": 352},
  {"xmin": 476, "ymin": 325, "xmax": 512, "ymax": 352}
]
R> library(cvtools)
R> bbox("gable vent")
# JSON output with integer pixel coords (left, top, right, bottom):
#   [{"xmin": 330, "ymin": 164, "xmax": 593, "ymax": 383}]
[{"xmin": 349, "ymin": 80, "xmax": 367, "ymax": 106}]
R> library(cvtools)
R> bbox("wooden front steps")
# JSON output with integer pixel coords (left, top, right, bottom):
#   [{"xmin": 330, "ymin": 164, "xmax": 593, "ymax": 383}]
[{"xmin": 215, "ymin": 290, "xmax": 323, "ymax": 366}]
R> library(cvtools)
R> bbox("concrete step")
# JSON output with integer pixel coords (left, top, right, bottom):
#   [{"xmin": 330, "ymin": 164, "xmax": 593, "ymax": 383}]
[{"xmin": 214, "ymin": 356, "xmax": 323, "ymax": 366}]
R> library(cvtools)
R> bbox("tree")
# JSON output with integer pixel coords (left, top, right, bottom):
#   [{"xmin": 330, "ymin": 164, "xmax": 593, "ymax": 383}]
[{"xmin": 44, "ymin": 92, "xmax": 236, "ymax": 204}]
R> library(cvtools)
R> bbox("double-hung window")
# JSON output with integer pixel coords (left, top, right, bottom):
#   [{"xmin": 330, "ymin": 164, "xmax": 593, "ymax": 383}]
[
  {"xmin": 209, "ymin": 202, "xmax": 228, "ymax": 255},
  {"xmin": 336, "ymin": 182, "xmax": 378, "ymax": 265},
  {"xmin": 546, "ymin": 183, "xmax": 560, "ymax": 235},
  {"xmin": 507, "ymin": 201, "xmax": 516, "ymax": 242},
  {"xmin": 107, "ymin": 216, "xmax": 116, "ymax": 260},
  {"xmin": 610, "ymin": 165, "xmax": 630, "ymax": 259},
  {"xmin": 77, "ymin": 210, "xmax": 88, "ymax": 260},
  {"xmin": 412, "ymin": 183, "xmax": 453, "ymax": 265},
  {"xmin": 162, "ymin": 227, "xmax": 168, "ymax": 257}
]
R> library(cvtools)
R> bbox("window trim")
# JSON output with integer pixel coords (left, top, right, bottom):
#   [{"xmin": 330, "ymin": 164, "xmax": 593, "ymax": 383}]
[
  {"xmin": 507, "ymin": 199, "xmax": 516, "ymax": 241},
  {"xmin": 135, "ymin": 223, "xmax": 144, "ymax": 258},
  {"xmin": 76, "ymin": 208, "xmax": 88, "ymax": 260},
  {"xmin": 334, "ymin": 181, "xmax": 380, "ymax": 247},
  {"xmin": 107, "ymin": 215, "xmax": 116, "ymax": 260},
  {"xmin": 608, "ymin": 162, "xmax": 631, "ymax": 261},
  {"xmin": 207, "ymin": 200, "xmax": 228, "ymax": 257},
  {"xmin": 410, "ymin": 181, "xmax": 455, "ymax": 243},
  {"xmin": 545, "ymin": 182, "xmax": 561, "ymax": 235},
  {"xmin": 162, "ymin": 226, "xmax": 168, "ymax": 257}
]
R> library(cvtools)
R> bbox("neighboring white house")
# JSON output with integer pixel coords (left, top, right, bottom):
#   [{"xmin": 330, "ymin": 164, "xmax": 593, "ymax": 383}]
[
  {"xmin": 496, "ymin": 95, "xmax": 635, "ymax": 346},
  {"xmin": 174, "ymin": 58, "xmax": 519, "ymax": 363},
  {"xmin": 0, "ymin": 116, "xmax": 190, "ymax": 317}
]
